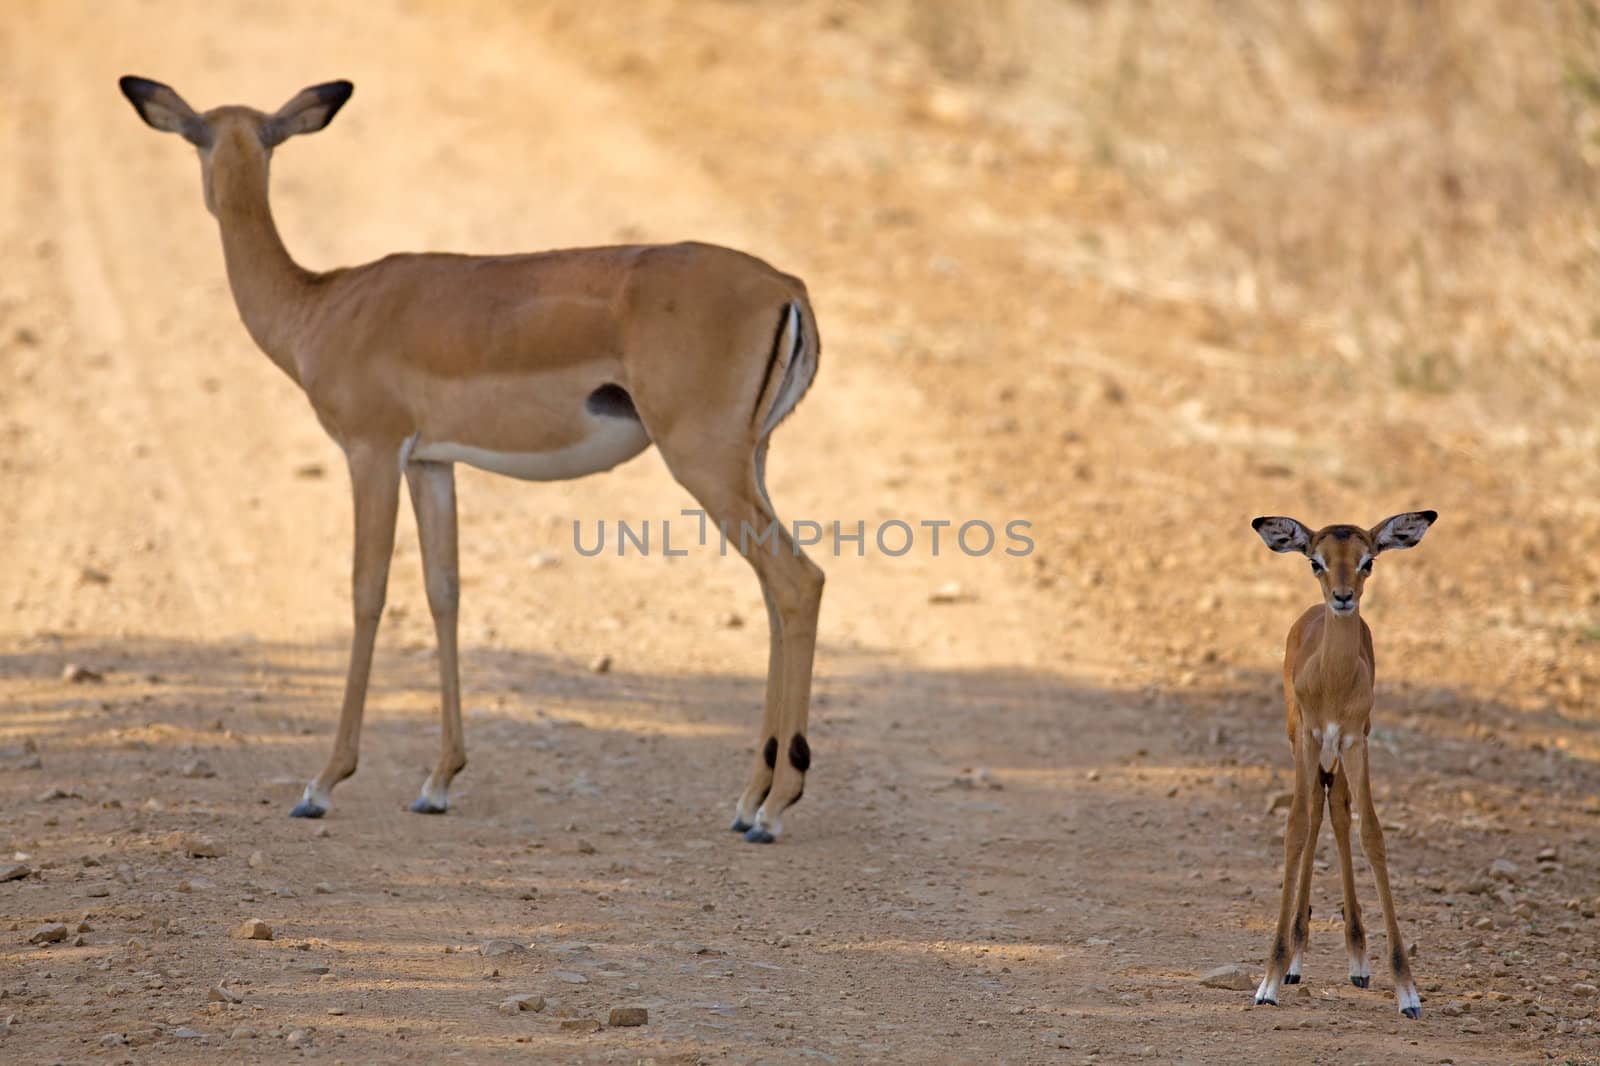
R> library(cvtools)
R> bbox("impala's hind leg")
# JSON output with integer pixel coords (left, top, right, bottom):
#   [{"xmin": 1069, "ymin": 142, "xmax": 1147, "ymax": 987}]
[
  {"xmin": 405, "ymin": 459, "xmax": 466, "ymax": 814},
  {"xmin": 1328, "ymin": 767, "xmax": 1370, "ymax": 987},
  {"xmin": 292, "ymin": 443, "xmax": 401, "ymax": 818},
  {"xmin": 730, "ymin": 576, "xmax": 783, "ymax": 833},
  {"xmin": 659, "ymin": 440, "xmax": 823, "ymax": 845}
]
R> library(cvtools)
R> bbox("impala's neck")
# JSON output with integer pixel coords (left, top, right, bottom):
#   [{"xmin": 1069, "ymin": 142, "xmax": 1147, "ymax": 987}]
[
  {"xmin": 212, "ymin": 149, "xmax": 314, "ymax": 384},
  {"xmin": 1314, "ymin": 605, "xmax": 1365, "ymax": 686}
]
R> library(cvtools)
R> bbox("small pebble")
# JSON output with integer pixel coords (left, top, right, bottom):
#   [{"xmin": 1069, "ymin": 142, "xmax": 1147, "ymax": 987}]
[
  {"xmin": 608, "ymin": 1006, "xmax": 648, "ymax": 1027},
  {"xmin": 1199, "ymin": 964, "xmax": 1256, "ymax": 991},
  {"xmin": 498, "ymin": 993, "xmax": 545, "ymax": 1015},
  {"xmin": 27, "ymin": 922, "xmax": 68, "ymax": 944},
  {"xmin": 0, "ymin": 863, "xmax": 29, "ymax": 883},
  {"xmin": 232, "ymin": 918, "xmax": 273, "ymax": 941}
]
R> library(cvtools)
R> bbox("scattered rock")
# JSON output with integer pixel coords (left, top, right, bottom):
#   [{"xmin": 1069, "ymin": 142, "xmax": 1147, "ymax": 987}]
[
  {"xmin": 576, "ymin": 839, "xmax": 597, "ymax": 855},
  {"xmin": 0, "ymin": 863, "xmax": 29, "ymax": 883},
  {"xmin": 1472, "ymin": 916, "xmax": 1495, "ymax": 930},
  {"xmin": 1536, "ymin": 846, "xmax": 1559, "ymax": 863},
  {"xmin": 61, "ymin": 663, "xmax": 102, "ymax": 683},
  {"xmin": 717, "ymin": 611, "xmax": 744, "ymax": 629},
  {"xmin": 209, "ymin": 983, "xmax": 242, "ymax": 1004},
  {"xmin": 1575, "ymin": 982, "xmax": 1599, "ymax": 997},
  {"xmin": 608, "ymin": 1006, "xmax": 648, "ymax": 1027},
  {"xmin": 1199, "ymin": 964, "xmax": 1257, "ymax": 991},
  {"xmin": 79, "ymin": 566, "xmax": 112, "ymax": 585},
  {"xmin": 1265, "ymin": 791, "xmax": 1294, "ymax": 815},
  {"xmin": 481, "ymin": 939, "xmax": 526, "ymax": 958},
  {"xmin": 498, "ymin": 993, "xmax": 545, "ymax": 1015},
  {"xmin": 589, "ymin": 654, "xmax": 612, "ymax": 674},
  {"xmin": 1489, "ymin": 858, "xmax": 1519, "ymax": 882},
  {"xmin": 232, "ymin": 918, "xmax": 273, "ymax": 941},
  {"xmin": 314, "ymin": 882, "xmax": 334, "ymax": 895},
  {"xmin": 529, "ymin": 550, "xmax": 560, "ymax": 570},
  {"xmin": 36, "ymin": 786, "xmax": 76, "ymax": 802},
  {"xmin": 173, "ymin": 1027, "xmax": 202, "ymax": 1039},
  {"xmin": 293, "ymin": 463, "xmax": 325, "ymax": 480},
  {"xmin": 559, "ymin": 1018, "xmax": 600, "ymax": 1032},
  {"xmin": 247, "ymin": 851, "xmax": 266, "ymax": 869},
  {"xmin": 229, "ymin": 1026, "xmax": 257, "ymax": 1040},
  {"xmin": 928, "ymin": 581, "xmax": 968, "ymax": 605},
  {"xmin": 180, "ymin": 759, "xmax": 216, "ymax": 779},
  {"xmin": 27, "ymin": 923, "xmax": 68, "ymax": 944},
  {"xmin": 182, "ymin": 834, "xmax": 223, "ymax": 859},
  {"xmin": 552, "ymin": 970, "xmax": 589, "ymax": 984},
  {"xmin": 99, "ymin": 1032, "xmax": 128, "ymax": 1047},
  {"xmin": 285, "ymin": 1028, "xmax": 311, "ymax": 1048}
]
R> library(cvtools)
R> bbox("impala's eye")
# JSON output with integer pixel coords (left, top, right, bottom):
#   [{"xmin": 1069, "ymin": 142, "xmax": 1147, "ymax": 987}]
[
  {"xmin": 1359, "ymin": 558, "xmax": 1373, "ymax": 575},
  {"xmin": 1310, "ymin": 560, "xmax": 1326, "ymax": 576}
]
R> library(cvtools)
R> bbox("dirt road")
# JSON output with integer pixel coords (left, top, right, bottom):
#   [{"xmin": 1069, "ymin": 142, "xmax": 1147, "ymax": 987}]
[{"xmin": 3, "ymin": 2, "xmax": 1598, "ymax": 1063}]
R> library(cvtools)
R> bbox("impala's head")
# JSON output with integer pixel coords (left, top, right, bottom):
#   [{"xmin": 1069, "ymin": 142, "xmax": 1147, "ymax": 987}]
[
  {"xmin": 1252, "ymin": 511, "xmax": 1436, "ymax": 617},
  {"xmin": 118, "ymin": 76, "xmax": 353, "ymax": 216}
]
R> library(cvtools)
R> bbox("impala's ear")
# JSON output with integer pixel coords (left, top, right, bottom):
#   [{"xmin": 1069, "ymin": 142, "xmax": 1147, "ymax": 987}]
[
  {"xmin": 1370, "ymin": 510, "xmax": 1437, "ymax": 554},
  {"xmin": 119, "ymin": 75, "xmax": 212, "ymax": 149},
  {"xmin": 1252, "ymin": 516, "xmax": 1312, "ymax": 556},
  {"xmin": 261, "ymin": 80, "xmax": 354, "ymax": 148}
]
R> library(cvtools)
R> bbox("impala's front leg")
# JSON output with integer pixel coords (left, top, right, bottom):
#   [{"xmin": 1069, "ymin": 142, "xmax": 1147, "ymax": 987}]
[
  {"xmin": 1284, "ymin": 768, "xmax": 1329, "ymax": 986},
  {"xmin": 405, "ymin": 459, "xmax": 465, "ymax": 814},
  {"xmin": 1257, "ymin": 733, "xmax": 1318, "ymax": 1005},
  {"xmin": 1328, "ymin": 767, "xmax": 1370, "ymax": 987},
  {"xmin": 1344, "ymin": 739, "xmax": 1420, "ymax": 1018},
  {"xmin": 290, "ymin": 443, "xmax": 401, "ymax": 818}
]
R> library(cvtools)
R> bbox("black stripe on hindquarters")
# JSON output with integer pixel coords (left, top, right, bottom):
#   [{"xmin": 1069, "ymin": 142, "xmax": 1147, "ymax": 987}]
[
  {"xmin": 751, "ymin": 304, "xmax": 790, "ymax": 425},
  {"xmin": 586, "ymin": 383, "xmax": 639, "ymax": 420}
]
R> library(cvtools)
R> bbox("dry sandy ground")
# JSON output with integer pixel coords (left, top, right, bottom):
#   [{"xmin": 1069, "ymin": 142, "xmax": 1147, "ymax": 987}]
[{"xmin": 3, "ymin": 2, "xmax": 1599, "ymax": 1064}]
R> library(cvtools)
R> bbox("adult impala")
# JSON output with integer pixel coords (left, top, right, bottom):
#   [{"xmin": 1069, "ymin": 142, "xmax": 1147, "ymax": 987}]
[
  {"xmin": 1248, "ymin": 510, "xmax": 1436, "ymax": 1017},
  {"xmin": 119, "ymin": 77, "xmax": 823, "ymax": 843}
]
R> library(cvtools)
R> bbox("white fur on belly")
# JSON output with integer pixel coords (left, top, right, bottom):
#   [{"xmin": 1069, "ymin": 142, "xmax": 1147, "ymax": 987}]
[{"xmin": 414, "ymin": 418, "xmax": 649, "ymax": 482}]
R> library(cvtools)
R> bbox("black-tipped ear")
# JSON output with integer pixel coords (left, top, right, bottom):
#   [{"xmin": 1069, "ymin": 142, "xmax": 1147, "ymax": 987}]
[
  {"xmin": 1252, "ymin": 515, "xmax": 1312, "ymax": 556},
  {"xmin": 1370, "ymin": 510, "xmax": 1437, "ymax": 554},
  {"xmin": 260, "ymin": 80, "xmax": 353, "ymax": 148},
  {"xmin": 119, "ymin": 75, "xmax": 211, "ymax": 148}
]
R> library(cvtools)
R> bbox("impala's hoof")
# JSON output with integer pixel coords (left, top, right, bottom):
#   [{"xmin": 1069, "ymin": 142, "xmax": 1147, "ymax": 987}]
[
  {"xmin": 1253, "ymin": 996, "xmax": 1276, "ymax": 1006},
  {"xmin": 1349, "ymin": 975, "xmax": 1370, "ymax": 989},
  {"xmin": 730, "ymin": 817, "xmax": 753, "ymax": 833},
  {"xmin": 742, "ymin": 826, "xmax": 776, "ymax": 844},
  {"xmin": 1400, "ymin": 1006, "xmax": 1420, "ymax": 1020},
  {"xmin": 289, "ymin": 801, "xmax": 326, "ymax": 819},
  {"xmin": 409, "ymin": 797, "xmax": 448, "ymax": 815},
  {"xmin": 1282, "ymin": 974, "xmax": 1301, "ymax": 985}
]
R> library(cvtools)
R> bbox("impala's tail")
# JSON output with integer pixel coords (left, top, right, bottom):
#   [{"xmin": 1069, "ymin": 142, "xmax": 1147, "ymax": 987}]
[{"xmin": 753, "ymin": 298, "xmax": 820, "ymax": 439}]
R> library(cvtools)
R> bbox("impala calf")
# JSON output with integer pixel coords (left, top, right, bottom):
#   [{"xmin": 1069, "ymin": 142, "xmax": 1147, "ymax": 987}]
[
  {"xmin": 1249, "ymin": 510, "xmax": 1437, "ymax": 1018},
  {"xmin": 119, "ymin": 77, "xmax": 824, "ymax": 843}
]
